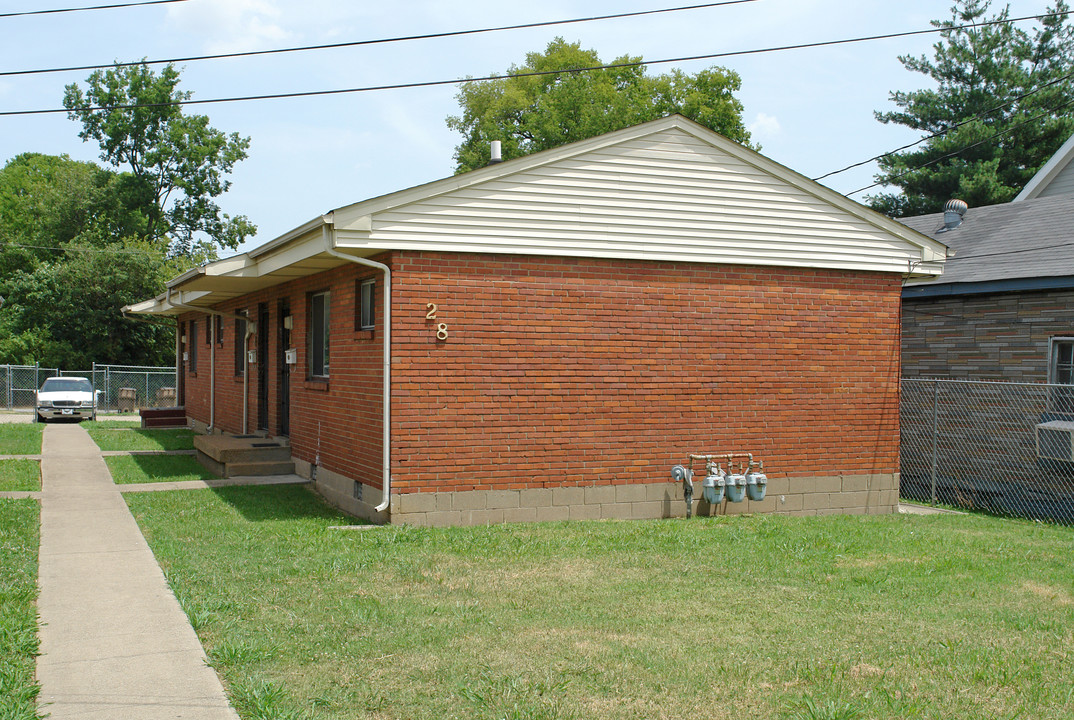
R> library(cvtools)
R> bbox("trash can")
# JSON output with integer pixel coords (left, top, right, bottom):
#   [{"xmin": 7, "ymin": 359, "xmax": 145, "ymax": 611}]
[
  {"xmin": 118, "ymin": 387, "xmax": 137, "ymax": 412},
  {"xmin": 156, "ymin": 387, "xmax": 176, "ymax": 407}
]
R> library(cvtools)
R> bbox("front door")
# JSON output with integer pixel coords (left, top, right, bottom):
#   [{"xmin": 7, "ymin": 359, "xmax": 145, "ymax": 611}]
[
  {"xmin": 277, "ymin": 300, "xmax": 291, "ymax": 437},
  {"xmin": 257, "ymin": 303, "xmax": 269, "ymax": 431}
]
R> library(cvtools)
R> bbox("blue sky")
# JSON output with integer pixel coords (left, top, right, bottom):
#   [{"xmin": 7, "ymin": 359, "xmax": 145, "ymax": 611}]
[{"xmin": 0, "ymin": 0, "xmax": 1058, "ymax": 253}]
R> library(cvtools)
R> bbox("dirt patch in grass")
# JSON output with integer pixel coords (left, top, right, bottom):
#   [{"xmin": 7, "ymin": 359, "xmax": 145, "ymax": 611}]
[{"xmin": 1023, "ymin": 581, "xmax": 1074, "ymax": 606}]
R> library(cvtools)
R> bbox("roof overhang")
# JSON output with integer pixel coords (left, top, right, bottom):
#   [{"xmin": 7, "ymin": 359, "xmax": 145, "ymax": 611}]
[{"xmin": 125, "ymin": 215, "xmax": 388, "ymax": 315}]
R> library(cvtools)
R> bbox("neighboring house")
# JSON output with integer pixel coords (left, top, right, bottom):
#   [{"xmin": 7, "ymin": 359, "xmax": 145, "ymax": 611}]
[
  {"xmin": 898, "ymin": 135, "xmax": 1074, "ymax": 517},
  {"xmin": 900, "ymin": 135, "xmax": 1074, "ymax": 383},
  {"xmin": 127, "ymin": 115, "xmax": 946, "ymax": 526}
]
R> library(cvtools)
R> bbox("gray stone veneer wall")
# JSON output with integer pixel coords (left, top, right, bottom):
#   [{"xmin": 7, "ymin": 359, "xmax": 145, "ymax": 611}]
[{"xmin": 902, "ymin": 289, "xmax": 1074, "ymax": 381}]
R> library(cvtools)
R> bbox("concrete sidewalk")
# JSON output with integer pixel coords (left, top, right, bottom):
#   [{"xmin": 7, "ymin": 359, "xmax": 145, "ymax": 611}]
[{"xmin": 37, "ymin": 423, "xmax": 238, "ymax": 719}]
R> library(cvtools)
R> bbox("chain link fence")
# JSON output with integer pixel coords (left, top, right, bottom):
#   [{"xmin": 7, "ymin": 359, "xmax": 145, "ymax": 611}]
[
  {"xmin": 901, "ymin": 378, "xmax": 1074, "ymax": 525},
  {"xmin": 1, "ymin": 364, "xmax": 177, "ymax": 413}
]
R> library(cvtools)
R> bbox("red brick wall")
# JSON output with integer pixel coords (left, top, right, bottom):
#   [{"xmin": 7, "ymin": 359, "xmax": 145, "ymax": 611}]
[
  {"xmin": 179, "ymin": 260, "xmax": 386, "ymax": 491},
  {"xmin": 390, "ymin": 252, "xmax": 902, "ymax": 494},
  {"xmin": 181, "ymin": 250, "xmax": 901, "ymax": 499}
]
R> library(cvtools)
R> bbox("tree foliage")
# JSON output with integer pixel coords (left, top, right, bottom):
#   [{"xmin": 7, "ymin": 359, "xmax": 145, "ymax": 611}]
[
  {"xmin": 869, "ymin": 0, "xmax": 1074, "ymax": 217},
  {"xmin": 0, "ymin": 153, "xmax": 189, "ymax": 367},
  {"xmin": 63, "ymin": 62, "xmax": 255, "ymax": 257},
  {"xmin": 0, "ymin": 240, "xmax": 183, "ymax": 368},
  {"xmin": 447, "ymin": 38, "xmax": 752, "ymax": 173}
]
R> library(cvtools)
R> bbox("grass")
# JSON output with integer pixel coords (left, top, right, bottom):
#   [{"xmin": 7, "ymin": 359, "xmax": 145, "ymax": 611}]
[
  {"xmin": 0, "ymin": 425, "xmax": 42, "ymax": 456},
  {"xmin": 84, "ymin": 421, "xmax": 194, "ymax": 452},
  {"xmin": 0, "ymin": 499, "xmax": 42, "ymax": 719},
  {"xmin": 105, "ymin": 454, "xmax": 214, "ymax": 485},
  {"xmin": 0, "ymin": 461, "xmax": 40, "ymax": 492},
  {"xmin": 124, "ymin": 486, "xmax": 1074, "ymax": 720}
]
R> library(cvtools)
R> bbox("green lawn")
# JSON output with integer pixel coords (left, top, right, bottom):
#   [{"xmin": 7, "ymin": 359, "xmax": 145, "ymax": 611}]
[
  {"xmin": 0, "ymin": 461, "xmax": 40, "ymax": 492},
  {"xmin": 84, "ymin": 422, "xmax": 194, "ymax": 452},
  {"xmin": 0, "ymin": 499, "xmax": 42, "ymax": 719},
  {"xmin": 105, "ymin": 454, "xmax": 214, "ymax": 485},
  {"xmin": 0, "ymin": 425, "xmax": 42, "ymax": 456},
  {"xmin": 125, "ymin": 487, "xmax": 1074, "ymax": 720}
]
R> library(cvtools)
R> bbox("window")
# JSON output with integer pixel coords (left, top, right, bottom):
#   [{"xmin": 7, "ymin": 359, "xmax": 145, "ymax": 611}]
[
  {"xmin": 234, "ymin": 315, "xmax": 247, "ymax": 376},
  {"xmin": 1048, "ymin": 337, "xmax": 1074, "ymax": 413},
  {"xmin": 216, "ymin": 315, "xmax": 224, "ymax": 345},
  {"xmin": 309, "ymin": 291, "xmax": 330, "ymax": 377},
  {"xmin": 189, "ymin": 320, "xmax": 198, "ymax": 374},
  {"xmin": 358, "ymin": 278, "xmax": 375, "ymax": 330},
  {"xmin": 206, "ymin": 317, "xmax": 211, "ymax": 345}
]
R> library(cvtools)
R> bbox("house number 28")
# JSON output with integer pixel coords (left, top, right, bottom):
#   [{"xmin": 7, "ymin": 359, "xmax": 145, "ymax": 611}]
[{"xmin": 426, "ymin": 303, "xmax": 448, "ymax": 341}]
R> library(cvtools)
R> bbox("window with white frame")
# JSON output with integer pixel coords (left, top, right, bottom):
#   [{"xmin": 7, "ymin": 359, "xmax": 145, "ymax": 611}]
[
  {"xmin": 310, "ymin": 291, "xmax": 330, "ymax": 377},
  {"xmin": 358, "ymin": 278, "xmax": 375, "ymax": 330},
  {"xmin": 1048, "ymin": 337, "xmax": 1074, "ymax": 413}
]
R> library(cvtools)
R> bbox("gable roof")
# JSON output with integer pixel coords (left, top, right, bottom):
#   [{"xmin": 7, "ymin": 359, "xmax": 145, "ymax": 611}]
[
  {"xmin": 900, "ymin": 193, "xmax": 1074, "ymax": 297},
  {"xmin": 1015, "ymin": 131, "xmax": 1074, "ymax": 201},
  {"xmin": 129, "ymin": 115, "xmax": 948, "ymax": 315}
]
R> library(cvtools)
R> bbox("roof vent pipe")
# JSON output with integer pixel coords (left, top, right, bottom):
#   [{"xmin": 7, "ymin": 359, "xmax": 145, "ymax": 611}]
[
  {"xmin": 939, "ymin": 198, "xmax": 968, "ymax": 232},
  {"xmin": 488, "ymin": 140, "xmax": 503, "ymax": 165}
]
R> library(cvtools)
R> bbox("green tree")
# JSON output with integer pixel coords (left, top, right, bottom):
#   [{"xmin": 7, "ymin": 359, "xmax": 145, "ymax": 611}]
[
  {"xmin": 0, "ymin": 240, "xmax": 185, "ymax": 368},
  {"xmin": 63, "ymin": 62, "xmax": 255, "ymax": 257},
  {"xmin": 869, "ymin": 0, "xmax": 1074, "ymax": 217},
  {"xmin": 0, "ymin": 153, "xmax": 147, "ymax": 277},
  {"xmin": 447, "ymin": 38, "xmax": 752, "ymax": 173},
  {"xmin": 0, "ymin": 152, "xmax": 190, "ymax": 367}
]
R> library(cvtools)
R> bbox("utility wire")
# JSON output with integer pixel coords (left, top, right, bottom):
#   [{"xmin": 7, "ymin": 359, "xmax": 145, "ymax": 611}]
[
  {"xmin": 845, "ymin": 96, "xmax": 1074, "ymax": 197},
  {"xmin": 813, "ymin": 68, "xmax": 1074, "ymax": 182},
  {"xmin": 0, "ymin": 11, "xmax": 1065, "ymax": 117},
  {"xmin": 0, "ymin": 0, "xmax": 759, "ymax": 78},
  {"xmin": 0, "ymin": 0, "xmax": 187, "ymax": 19}
]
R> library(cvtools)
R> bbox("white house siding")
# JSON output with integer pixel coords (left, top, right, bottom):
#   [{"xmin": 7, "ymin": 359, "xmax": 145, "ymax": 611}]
[{"xmin": 335, "ymin": 127, "xmax": 927, "ymax": 274}]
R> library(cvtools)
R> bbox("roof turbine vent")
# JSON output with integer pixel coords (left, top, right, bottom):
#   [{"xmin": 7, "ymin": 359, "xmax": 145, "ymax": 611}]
[
  {"xmin": 939, "ymin": 198, "xmax": 968, "ymax": 232},
  {"xmin": 488, "ymin": 140, "xmax": 503, "ymax": 165}
]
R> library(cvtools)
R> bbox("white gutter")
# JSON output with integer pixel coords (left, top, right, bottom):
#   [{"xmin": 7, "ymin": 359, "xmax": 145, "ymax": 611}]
[
  {"xmin": 321, "ymin": 222, "xmax": 393, "ymax": 514},
  {"xmin": 165, "ymin": 288, "xmax": 256, "ymax": 434}
]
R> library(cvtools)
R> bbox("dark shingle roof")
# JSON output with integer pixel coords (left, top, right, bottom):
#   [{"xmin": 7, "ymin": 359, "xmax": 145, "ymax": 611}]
[{"xmin": 900, "ymin": 193, "xmax": 1074, "ymax": 289}]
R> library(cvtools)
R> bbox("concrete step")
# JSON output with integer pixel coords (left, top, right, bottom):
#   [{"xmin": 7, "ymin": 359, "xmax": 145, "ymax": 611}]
[
  {"xmin": 194, "ymin": 435, "xmax": 291, "ymax": 464},
  {"xmin": 224, "ymin": 460, "xmax": 296, "ymax": 477}
]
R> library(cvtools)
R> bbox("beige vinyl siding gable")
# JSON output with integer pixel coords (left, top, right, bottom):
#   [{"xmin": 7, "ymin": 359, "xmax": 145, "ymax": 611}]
[
  {"xmin": 1037, "ymin": 161, "xmax": 1074, "ymax": 198},
  {"xmin": 335, "ymin": 127, "xmax": 931, "ymax": 274}
]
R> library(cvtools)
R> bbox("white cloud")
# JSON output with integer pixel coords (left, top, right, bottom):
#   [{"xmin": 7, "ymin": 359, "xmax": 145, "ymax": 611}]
[
  {"xmin": 166, "ymin": 0, "xmax": 289, "ymax": 53},
  {"xmin": 748, "ymin": 112, "xmax": 782, "ymax": 141}
]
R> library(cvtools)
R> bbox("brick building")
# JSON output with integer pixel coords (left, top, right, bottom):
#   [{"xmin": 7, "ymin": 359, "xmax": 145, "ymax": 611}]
[{"xmin": 128, "ymin": 115, "xmax": 947, "ymax": 525}]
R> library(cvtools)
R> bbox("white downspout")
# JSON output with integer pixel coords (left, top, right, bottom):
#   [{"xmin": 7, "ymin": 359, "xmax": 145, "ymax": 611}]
[
  {"xmin": 209, "ymin": 320, "xmax": 215, "ymax": 431},
  {"xmin": 321, "ymin": 223, "xmax": 392, "ymax": 514},
  {"xmin": 166, "ymin": 288, "xmax": 253, "ymax": 434}
]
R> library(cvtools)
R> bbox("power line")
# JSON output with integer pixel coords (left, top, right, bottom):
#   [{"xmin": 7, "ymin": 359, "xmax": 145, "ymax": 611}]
[
  {"xmin": 0, "ymin": 0, "xmax": 187, "ymax": 20},
  {"xmin": 0, "ymin": 1, "xmax": 760, "ymax": 78},
  {"xmin": 844, "ymin": 96, "xmax": 1074, "ymax": 197},
  {"xmin": 0, "ymin": 11, "xmax": 1065, "ymax": 118},
  {"xmin": 813, "ymin": 69, "xmax": 1074, "ymax": 182}
]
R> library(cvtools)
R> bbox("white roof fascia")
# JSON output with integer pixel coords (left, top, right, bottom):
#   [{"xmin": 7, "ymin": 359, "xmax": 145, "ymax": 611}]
[{"xmin": 1016, "ymin": 132, "xmax": 1074, "ymax": 201}]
